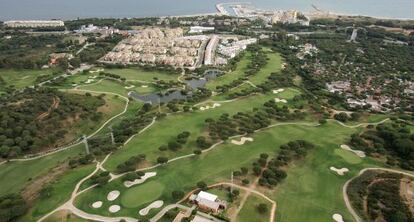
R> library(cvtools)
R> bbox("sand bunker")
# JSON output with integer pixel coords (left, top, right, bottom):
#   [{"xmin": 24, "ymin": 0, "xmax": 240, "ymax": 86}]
[
  {"xmin": 107, "ymin": 190, "xmax": 120, "ymax": 201},
  {"xmin": 231, "ymin": 137, "xmax": 254, "ymax": 145},
  {"xmin": 109, "ymin": 205, "xmax": 121, "ymax": 213},
  {"xmin": 141, "ymin": 85, "xmax": 148, "ymax": 88},
  {"xmin": 139, "ymin": 200, "xmax": 164, "ymax": 216},
  {"xmin": 90, "ymin": 69, "xmax": 104, "ymax": 73},
  {"xmin": 330, "ymin": 167, "xmax": 349, "ymax": 176},
  {"xmin": 274, "ymin": 98, "xmax": 287, "ymax": 103},
  {"xmin": 124, "ymin": 85, "xmax": 135, "ymax": 89},
  {"xmin": 124, "ymin": 172, "xmax": 157, "ymax": 188},
  {"xmin": 91, "ymin": 201, "xmax": 102, "ymax": 209},
  {"xmin": 272, "ymin": 88, "xmax": 285, "ymax": 94},
  {"xmin": 341, "ymin": 144, "xmax": 366, "ymax": 158},
  {"xmin": 332, "ymin": 214, "xmax": 344, "ymax": 222},
  {"xmin": 200, "ymin": 103, "xmax": 221, "ymax": 111},
  {"xmin": 84, "ymin": 79, "xmax": 95, "ymax": 84}
]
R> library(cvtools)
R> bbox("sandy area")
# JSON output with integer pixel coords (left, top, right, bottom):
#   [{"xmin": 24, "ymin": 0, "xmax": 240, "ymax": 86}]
[
  {"xmin": 139, "ymin": 200, "xmax": 164, "ymax": 216},
  {"xmin": 272, "ymin": 88, "xmax": 285, "ymax": 94},
  {"xmin": 141, "ymin": 85, "xmax": 148, "ymax": 88},
  {"xmin": 124, "ymin": 85, "xmax": 135, "ymax": 89},
  {"xmin": 92, "ymin": 201, "xmax": 103, "ymax": 209},
  {"xmin": 90, "ymin": 69, "xmax": 104, "ymax": 73},
  {"xmin": 107, "ymin": 190, "xmax": 120, "ymax": 201},
  {"xmin": 109, "ymin": 205, "xmax": 121, "ymax": 213},
  {"xmin": 231, "ymin": 137, "xmax": 254, "ymax": 145},
  {"xmin": 274, "ymin": 98, "xmax": 287, "ymax": 103},
  {"xmin": 330, "ymin": 167, "xmax": 349, "ymax": 176},
  {"xmin": 124, "ymin": 172, "xmax": 157, "ymax": 188},
  {"xmin": 332, "ymin": 213, "xmax": 344, "ymax": 222},
  {"xmin": 341, "ymin": 144, "xmax": 366, "ymax": 158},
  {"xmin": 84, "ymin": 79, "xmax": 95, "ymax": 84},
  {"xmin": 200, "ymin": 103, "xmax": 221, "ymax": 111}
]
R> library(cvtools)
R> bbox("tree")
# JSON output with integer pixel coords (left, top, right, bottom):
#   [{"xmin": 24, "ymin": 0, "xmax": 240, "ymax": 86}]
[
  {"xmin": 193, "ymin": 149, "xmax": 202, "ymax": 155},
  {"xmin": 157, "ymin": 157, "xmax": 168, "ymax": 164},
  {"xmin": 257, "ymin": 203, "xmax": 268, "ymax": 214},
  {"xmin": 197, "ymin": 181, "xmax": 207, "ymax": 190},
  {"xmin": 171, "ymin": 190, "xmax": 184, "ymax": 201},
  {"xmin": 318, "ymin": 119, "xmax": 327, "ymax": 125},
  {"xmin": 0, "ymin": 194, "xmax": 28, "ymax": 221},
  {"xmin": 242, "ymin": 179, "xmax": 250, "ymax": 185},
  {"xmin": 334, "ymin": 112, "xmax": 349, "ymax": 122}
]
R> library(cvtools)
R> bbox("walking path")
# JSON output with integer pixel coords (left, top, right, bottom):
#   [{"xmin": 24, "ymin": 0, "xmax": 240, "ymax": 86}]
[{"xmin": 343, "ymin": 167, "xmax": 414, "ymax": 222}]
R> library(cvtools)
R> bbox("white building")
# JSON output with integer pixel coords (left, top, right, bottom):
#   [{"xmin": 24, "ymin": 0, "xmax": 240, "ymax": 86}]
[
  {"xmin": 4, "ymin": 20, "xmax": 64, "ymax": 28},
  {"xmin": 189, "ymin": 26, "xmax": 215, "ymax": 34}
]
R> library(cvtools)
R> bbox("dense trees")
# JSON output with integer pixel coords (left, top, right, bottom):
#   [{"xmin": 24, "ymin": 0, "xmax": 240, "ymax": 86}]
[
  {"xmin": 347, "ymin": 171, "xmax": 413, "ymax": 222},
  {"xmin": 90, "ymin": 171, "xmax": 111, "ymax": 186},
  {"xmin": 351, "ymin": 121, "xmax": 414, "ymax": 170},
  {"xmin": 0, "ymin": 194, "xmax": 27, "ymax": 222},
  {"xmin": 0, "ymin": 88, "xmax": 105, "ymax": 157},
  {"xmin": 116, "ymin": 154, "xmax": 146, "ymax": 173}
]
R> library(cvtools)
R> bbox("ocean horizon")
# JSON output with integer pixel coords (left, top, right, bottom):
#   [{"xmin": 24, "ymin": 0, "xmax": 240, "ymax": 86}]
[{"xmin": 0, "ymin": 0, "xmax": 413, "ymax": 21}]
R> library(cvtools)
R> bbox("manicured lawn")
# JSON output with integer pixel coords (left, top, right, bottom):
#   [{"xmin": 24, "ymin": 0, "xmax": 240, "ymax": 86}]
[
  {"xmin": 106, "ymin": 67, "xmax": 180, "ymax": 82},
  {"xmin": 18, "ymin": 165, "xmax": 95, "ymax": 221},
  {"xmin": 248, "ymin": 52, "xmax": 283, "ymax": 86},
  {"xmin": 0, "ymin": 68, "xmax": 58, "ymax": 89},
  {"xmin": 205, "ymin": 52, "xmax": 251, "ymax": 90},
  {"xmin": 238, "ymin": 195, "xmax": 271, "ymax": 222},
  {"xmin": 0, "ymin": 144, "xmax": 85, "ymax": 197},
  {"xmin": 103, "ymin": 92, "xmax": 281, "ymax": 171},
  {"xmin": 121, "ymin": 180, "xmax": 164, "ymax": 208},
  {"xmin": 75, "ymin": 122, "xmax": 368, "ymax": 220},
  {"xmin": 76, "ymin": 79, "xmax": 157, "ymax": 97},
  {"xmin": 273, "ymin": 124, "xmax": 383, "ymax": 222},
  {"xmin": 334, "ymin": 149, "xmax": 362, "ymax": 164}
]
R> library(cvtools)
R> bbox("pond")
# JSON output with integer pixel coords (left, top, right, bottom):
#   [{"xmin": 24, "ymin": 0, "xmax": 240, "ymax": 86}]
[{"xmin": 129, "ymin": 69, "xmax": 222, "ymax": 104}]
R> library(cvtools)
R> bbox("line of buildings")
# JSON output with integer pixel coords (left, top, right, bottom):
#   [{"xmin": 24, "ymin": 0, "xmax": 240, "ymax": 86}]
[{"xmin": 4, "ymin": 20, "xmax": 64, "ymax": 28}]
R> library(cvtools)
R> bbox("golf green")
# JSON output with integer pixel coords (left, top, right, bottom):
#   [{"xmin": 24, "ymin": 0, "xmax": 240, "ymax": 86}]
[
  {"xmin": 334, "ymin": 149, "xmax": 362, "ymax": 164},
  {"xmin": 120, "ymin": 180, "xmax": 164, "ymax": 208}
]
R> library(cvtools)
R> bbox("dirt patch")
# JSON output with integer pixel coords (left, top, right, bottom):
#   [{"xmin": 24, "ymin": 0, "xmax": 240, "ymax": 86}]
[
  {"xmin": 400, "ymin": 177, "xmax": 414, "ymax": 215},
  {"xmin": 21, "ymin": 163, "xmax": 69, "ymax": 204}
]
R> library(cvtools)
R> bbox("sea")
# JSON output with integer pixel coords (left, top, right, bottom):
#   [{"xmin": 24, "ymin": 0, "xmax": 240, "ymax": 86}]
[{"xmin": 0, "ymin": 0, "xmax": 413, "ymax": 21}]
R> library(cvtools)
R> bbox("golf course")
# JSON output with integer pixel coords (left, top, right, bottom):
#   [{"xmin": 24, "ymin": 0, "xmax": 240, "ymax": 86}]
[{"xmin": 1, "ymin": 46, "xmax": 412, "ymax": 222}]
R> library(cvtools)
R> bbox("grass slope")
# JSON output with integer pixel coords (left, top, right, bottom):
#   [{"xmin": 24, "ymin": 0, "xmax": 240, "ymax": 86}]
[
  {"xmin": 0, "ymin": 68, "xmax": 57, "ymax": 89},
  {"xmin": 18, "ymin": 165, "xmax": 95, "ymax": 222},
  {"xmin": 0, "ymin": 144, "xmax": 85, "ymax": 197}
]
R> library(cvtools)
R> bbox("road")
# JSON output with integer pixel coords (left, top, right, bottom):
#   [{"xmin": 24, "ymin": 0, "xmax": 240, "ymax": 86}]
[{"xmin": 204, "ymin": 35, "xmax": 219, "ymax": 65}]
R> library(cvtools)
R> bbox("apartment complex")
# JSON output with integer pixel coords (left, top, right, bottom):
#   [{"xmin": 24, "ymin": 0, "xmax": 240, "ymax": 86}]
[{"xmin": 4, "ymin": 20, "xmax": 65, "ymax": 28}]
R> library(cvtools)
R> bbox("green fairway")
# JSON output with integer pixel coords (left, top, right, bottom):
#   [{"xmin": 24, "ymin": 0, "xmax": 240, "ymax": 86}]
[
  {"xmin": 0, "ymin": 68, "xmax": 58, "ymax": 89},
  {"xmin": 334, "ymin": 149, "xmax": 362, "ymax": 164},
  {"xmin": 76, "ymin": 79, "xmax": 157, "ymax": 97},
  {"xmin": 205, "ymin": 52, "xmax": 251, "ymax": 90},
  {"xmin": 121, "ymin": 181, "xmax": 164, "ymax": 208},
  {"xmin": 238, "ymin": 195, "xmax": 271, "ymax": 222},
  {"xmin": 0, "ymin": 144, "xmax": 85, "ymax": 197},
  {"xmin": 103, "ymin": 92, "xmax": 282, "ymax": 171},
  {"xmin": 75, "ymin": 121, "xmax": 366, "ymax": 220},
  {"xmin": 248, "ymin": 52, "xmax": 283, "ymax": 86},
  {"xmin": 105, "ymin": 67, "xmax": 180, "ymax": 82}
]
